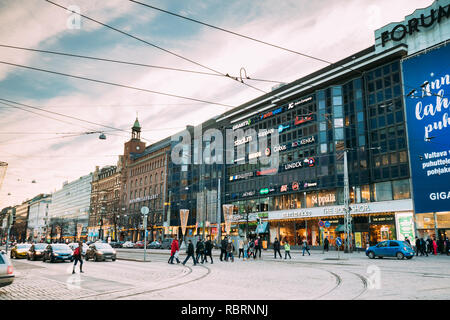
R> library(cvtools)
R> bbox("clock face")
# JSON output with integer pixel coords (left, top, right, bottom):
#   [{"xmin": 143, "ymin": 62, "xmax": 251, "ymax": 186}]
[{"xmin": 136, "ymin": 146, "xmax": 140, "ymax": 150}]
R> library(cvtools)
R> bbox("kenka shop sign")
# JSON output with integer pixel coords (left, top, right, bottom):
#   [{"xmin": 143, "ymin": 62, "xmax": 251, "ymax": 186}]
[{"xmin": 375, "ymin": 0, "xmax": 450, "ymax": 55}]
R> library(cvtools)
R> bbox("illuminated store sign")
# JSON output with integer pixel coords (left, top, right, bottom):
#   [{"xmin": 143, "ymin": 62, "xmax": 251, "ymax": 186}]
[
  {"xmin": 312, "ymin": 193, "xmax": 336, "ymax": 206},
  {"xmin": 257, "ymin": 168, "xmax": 278, "ymax": 176},
  {"xmin": 260, "ymin": 107, "xmax": 283, "ymax": 120},
  {"xmin": 280, "ymin": 185, "xmax": 288, "ymax": 192},
  {"xmin": 278, "ymin": 124, "xmax": 290, "ymax": 133},
  {"xmin": 260, "ymin": 187, "xmax": 276, "ymax": 195},
  {"xmin": 288, "ymin": 97, "xmax": 313, "ymax": 110},
  {"xmin": 234, "ymin": 135, "xmax": 253, "ymax": 146},
  {"xmin": 284, "ymin": 158, "xmax": 315, "ymax": 171},
  {"xmin": 273, "ymin": 144, "xmax": 287, "ymax": 152},
  {"xmin": 295, "ymin": 114, "xmax": 314, "ymax": 126},
  {"xmin": 129, "ymin": 194, "xmax": 159, "ymax": 204},
  {"xmin": 292, "ymin": 182, "xmax": 299, "ymax": 191},
  {"xmin": 292, "ymin": 136, "xmax": 315, "ymax": 148},
  {"xmin": 249, "ymin": 151, "xmax": 262, "ymax": 160},
  {"xmin": 258, "ymin": 128, "xmax": 274, "ymax": 137},
  {"xmin": 232, "ymin": 119, "xmax": 252, "ymax": 130},
  {"xmin": 304, "ymin": 182, "xmax": 317, "ymax": 188},
  {"xmin": 242, "ymin": 191, "xmax": 256, "ymax": 197},
  {"xmin": 229, "ymin": 172, "xmax": 254, "ymax": 181}
]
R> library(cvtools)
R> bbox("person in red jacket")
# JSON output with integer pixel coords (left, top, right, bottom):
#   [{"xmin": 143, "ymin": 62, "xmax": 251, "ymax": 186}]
[{"xmin": 168, "ymin": 238, "xmax": 180, "ymax": 264}]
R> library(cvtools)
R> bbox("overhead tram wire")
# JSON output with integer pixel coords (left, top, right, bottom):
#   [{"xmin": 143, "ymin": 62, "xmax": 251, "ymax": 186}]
[
  {"xmin": 0, "ymin": 61, "xmax": 235, "ymax": 109},
  {"xmin": 44, "ymin": 0, "xmax": 268, "ymax": 95},
  {"xmin": 128, "ymin": 1, "xmax": 447, "ymax": 101},
  {"xmin": 0, "ymin": 44, "xmax": 284, "ymax": 85}
]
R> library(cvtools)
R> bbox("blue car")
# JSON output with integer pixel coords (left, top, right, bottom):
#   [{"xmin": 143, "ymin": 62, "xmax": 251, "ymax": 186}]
[
  {"xmin": 42, "ymin": 244, "xmax": 74, "ymax": 263},
  {"xmin": 366, "ymin": 240, "xmax": 415, "ymax": 260}
]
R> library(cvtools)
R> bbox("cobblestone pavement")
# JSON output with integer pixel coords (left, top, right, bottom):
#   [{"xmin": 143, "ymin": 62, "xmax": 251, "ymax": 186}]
[{"xmin": 1, "ymin": 249, "xmax": 449, "ymax": 300}]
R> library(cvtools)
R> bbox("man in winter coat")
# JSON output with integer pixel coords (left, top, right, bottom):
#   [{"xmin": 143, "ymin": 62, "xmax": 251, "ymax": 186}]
[
  {"xmin": 196, "ymin": 237, "xmax": 205, "ymax": 264},
  {"xmin": 204, "ymin": 237, "xmax": 213, "ymax": 264},
  {"xmin": 220, "ymin": 236, "xmax": 228, "ymax": 261},
  {"xmin": 168, "ymin": 238, "xmax": 180, "ymax": 264},
  {"xmin": 324, "ymin": 236, "xmax": 329, "ymax": 252},
  {"xmin": 420, "ymin": 238, "xmax": 428, "ymax": 256},
  {"xmin": 415, "ymin": 237, "xmax": 421, "ymax": 256},
  {"xmin": 273, "ymin": 238, "xmax": 282, "ymax": 259},
  {"xmin": 226, "ymin": 239, "xmax": 235, "ymax": 262},
  {"xmin": 182, "ymin": 239, "xmax": 197, "ymax": 266},
  {"xmin": 254, "ymin": 236, "xmax": 262, "ymax": 259}
]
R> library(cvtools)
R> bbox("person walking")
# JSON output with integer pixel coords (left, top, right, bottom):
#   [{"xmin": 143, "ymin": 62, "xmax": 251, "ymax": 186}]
[
  {"xmin": 238, "ymin": 238, "xmax": 244, "ymax": 259},
  {"xmin": 415, "ymin": 237, "xmax": 421, "ymax": 256},
  {"xmin": 72, "ymin": 241, "xmax": 84, "ymax": 274},
  {"xmin": 248, "ymin": 239, "xmax": 255, "ymax": 259},
  {"xmin": 204, "ymin": 237, "xmax": 213, "ymax": 264},
  {"xmin": 273, "ymin": 237, "xmax": 282, "ymax": 259},
  {"xmin": 226, "ymin": 239, "xmax": 235, "ymax": 262},
  {"xmin": 254, "ymin": 236, "xmax": 262, "ymax": 259},
  {"xmin": 220, "ymin": 236, "xmax": 228, "ymax": 262},
  {"xmin": 195, "ymin": 237, "xmax": 205, "ymax": 264},
  {"xmin": 427, "ymin": 237, "xmax": 433, "ymax": 254},
  {"xmin": 420, "ymin": 237, "xmax": 428, "ymax": 256},
  {"xmin": 284, "ymin": 240, "xmax": 291, "ymax": 259},
  {"xmin": 168, "ymin": 237, "xmax": 180, "ymax": 264},
  {"xmin": 445, "ymin": 237, "xmax": 450, "ymax": 256},
  {"xmin": 302, "ymin": 239, "xmax": 311, "ymax": 256},
  {"xmin": 432, "ymin": 237, "xmax": 438, "ymax": 255},
  {"xmin": 404, "ymin": 237, "xmax": 411, "ymax": 246},
  {"xmin": 182, "ymin": 239, "xmax": 197, "ymax": 266},
  {"xmin": 243, "ymin": 239, "xmax": 249, "ymax": 261},
  {"xmin": 323, "ymin": 236, "xmax": 329, "ymax": 252}
]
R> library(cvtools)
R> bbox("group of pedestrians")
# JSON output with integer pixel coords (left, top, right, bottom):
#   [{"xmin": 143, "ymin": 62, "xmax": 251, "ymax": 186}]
[
  {"xmin": 168, "ymin": 237, "xmax": 214, "ymax": 266},
  {"xmin": 414, "ymin": 236, "xmax": 450, "ymax": 256}
]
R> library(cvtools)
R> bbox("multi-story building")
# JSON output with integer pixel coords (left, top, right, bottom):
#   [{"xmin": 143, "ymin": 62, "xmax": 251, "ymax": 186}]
[
  {"xmin": 48, "ymin": 173, "xmax": 93, "ymax": 242},
  {"xmin": 27, "ymin": 194, "xmax": 51, "ymax": 242},
  {"xmin": 88, "ymin": 159, "xmax": 123, "ymax": 242},
  {"xmin": 13, "ymin": 201, "xmax": 30, "ymax": 242},
  {"xmin": 120, "ymin": 118, "xmax": 171, "ymax": 242}
]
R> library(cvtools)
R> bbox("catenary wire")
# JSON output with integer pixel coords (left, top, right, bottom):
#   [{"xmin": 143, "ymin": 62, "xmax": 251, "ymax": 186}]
[{"xmin": 44, "ymin": 0, "xmax": 268, "ymax": 94}]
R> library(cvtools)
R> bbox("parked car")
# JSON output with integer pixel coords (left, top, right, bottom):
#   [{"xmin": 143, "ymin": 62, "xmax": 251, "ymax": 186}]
[
  {"xmin": 122, "ymin": 241, "xmax": 135, "ymax": 248},
  {"xmin": 109, "ymin": 241, "xmax": 124, "ymax": 248},
  {"xmin": 134, "ymin": 241, "xmax": 145, "ymax": 249},
  {"xmin": 42, "ymin": 244, "xmax": 73, "ymax": 263},
  {"xmin": 0, "ymin": 250, "xmax": 14, "ymax": 288},
  {"xmin": 10, "ymin": 243, "xmax": 32, "ymax": 259},
  {"xmin": 27, "ymin": 243, "xmax": 47, "ymax": 261},
  {"xmin": 161, "ymin": 238, "xmax": 174, "ymax": 250},
  {"xmin": 148, "ymin": 240, "xmax": 161, "ymax": 249},
  {"xmin": 85, "ymin": 243, "xmax": 116, "ymax": 262},
  {"xmin": 68, "ymin": 242, "xmax": 89, "ymax": 257},
  {"xmin": 366, "ymin": 240, "xmax": 415, "ymax": 260}
]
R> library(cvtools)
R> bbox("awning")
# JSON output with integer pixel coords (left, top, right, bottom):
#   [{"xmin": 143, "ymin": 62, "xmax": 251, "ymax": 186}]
[
  {"xmin": 256, "ymin": 222, "xmax": 269, "ymax": 234},
  {"xmin": 334, "ymin": 225, "xmax": 345, "ymax": 232}
]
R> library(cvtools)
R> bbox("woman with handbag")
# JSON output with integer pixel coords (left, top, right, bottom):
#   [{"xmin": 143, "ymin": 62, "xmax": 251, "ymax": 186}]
[{"xmin": 168, "ymin": 238, "xmax": 180, "ymax": 264}]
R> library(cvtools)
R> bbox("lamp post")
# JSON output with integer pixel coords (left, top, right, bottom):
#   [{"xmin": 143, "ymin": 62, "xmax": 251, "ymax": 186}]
[{"xmin": 141, "ymin": 206, "xmax": 149, "ymax": 261}]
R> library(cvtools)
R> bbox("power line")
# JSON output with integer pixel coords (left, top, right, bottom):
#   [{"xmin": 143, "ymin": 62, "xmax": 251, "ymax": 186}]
[
  {"xmin": 0, "ymin": 60, "xmax": 235, "ymax": 109},
  {"xmin": 44, "ymin": 0, "xmax": 268, "ymax": 94},
  {"xmin": 0, "ymin": 44, "xmax": 284, "ymax": 85}
]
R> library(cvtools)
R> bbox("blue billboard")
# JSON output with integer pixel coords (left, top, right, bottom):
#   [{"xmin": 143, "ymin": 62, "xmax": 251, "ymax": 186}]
[{"xmin": 402, "ymin": 43, "xmax": 450, "ymax": 213}]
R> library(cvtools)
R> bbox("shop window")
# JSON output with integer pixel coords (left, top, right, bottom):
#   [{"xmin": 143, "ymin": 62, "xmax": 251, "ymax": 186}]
[
  {"xmin": 374, "ymin": 181, "xmax": 393, "ymax": 201},
  {"xmin": 436, "ymin": 212, "xmax": 450, "ymax": 228},
  {"xmin": 392, "ymin": 179, "xmax": 410, "ymax": 200},
  {"xmin": 415, "ymin": 213, "xmax": 435, "ymax": 229}
]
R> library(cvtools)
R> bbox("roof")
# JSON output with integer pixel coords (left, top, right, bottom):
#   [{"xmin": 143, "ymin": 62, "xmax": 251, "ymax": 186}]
[
  {"xmin": 130, "ymin": 137, "xmax": 171, "ymax": 161},
  {"xmin": 132, "ymin": 117, "xmax": 141, "ymax": 129}
]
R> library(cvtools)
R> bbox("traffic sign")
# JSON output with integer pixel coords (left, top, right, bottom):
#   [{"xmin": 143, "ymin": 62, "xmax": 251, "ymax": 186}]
[
  {"xmin": 318, "ymin": 220, "xmax": 325, "ymax": 227},
  {"xmin": 141, "ymin": 206, "xmax": 149, "ymax": 215},
  {"xmin": 324, "ymin": 221, "xmax": 331, "ymax": 228},
  {"xmin": 336, "ymin": 237, "xmax": 342, "ymax": 246}
]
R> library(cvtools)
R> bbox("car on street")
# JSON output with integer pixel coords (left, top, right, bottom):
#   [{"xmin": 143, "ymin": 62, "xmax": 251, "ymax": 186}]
[
  {"xmin": 148, "ymin": 240, "xmax": 161, "ymax": 249},
  {"xmin": 0, "ymin": 250, "xmax": 14, "ymax": 288},
  {"xmin": 122, "ymin": 241, "xmax": 135, "ymax": 248},
  {"xmin": 68, "ymin": 242, "xmax": 89, "ymax": 257},
  {"xmin": 161, "ymin": 238, "xmax": 174, "ymax": 250},
  {"xmin": 42, "ymin": 244, "xmax": 74, "ymax": 263},
  {"xmin": 366, "ymin": 240, "xmax": 415, "ymax": 260},
  {"xmin": 27, "ymin": 243, "xmax": 47, "ymax": 261},
  {"xmin": 85, "ymin": 243, "xmax": 117, "ymax": 262},
  {"xmin": 134, "ymin": 241, "xmax": 145, "ymax": 249},
  {"xmin": 109, "ymin": 241, "xmax": 123, "ymax": 248},
  {"xmin": 10, "ymin": 243, "xmax": 32, "ymax": 259}
]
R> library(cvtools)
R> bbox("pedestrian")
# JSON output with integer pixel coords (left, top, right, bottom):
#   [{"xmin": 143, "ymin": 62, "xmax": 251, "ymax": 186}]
[
  {"xmin": 404, "ymin": 237, "xmax": 411, "ymax": 246},
  {"xmin": 248, "ymin": 239, "xmax": 255, "ymax": 259},
  {"xmin": 238, "ymin": 238, "xmax": 244, "ymax": 259},
  {"xmin": 420, "ymin": 237, "xmax": 428, "ymax": 256},
  {"xmin": 220, "ymin": 236, "xmax": 228, "ymax": 261},
  {"xmin": 254, "ymin": 236, "xmax": 262, "ymax": 259},
  {"xmin": 432, "ymin": 237, "xmax": 438, "ymax": 255},
  {"xmin": 243, "ymin": 239, "xmax": 249, "ymax": 261},
  {"xmin": 226, "ymin": 239, "xmax": 235, "ymax": 262},
  {"xmin": 195, "ymin": 237, "xmax": 205, "ymax": 264},
  {"xmin": 182, "ymin": 239, "xmax": 197, "ymax": 266},
  {"xmin": 445, "ymin": 237, "xmax": 450, "ymax": 256},
  {"xmin": 168, "ymin": 237, "xmax": 180, "ymax": 264},
  {"xmin": 72, "ymin": 241, "xmax": 84, "ymax": 274},
  {"xmin": 427, "ymin": 237, "xmax": 433, "ymax": 254},
  {"xmin": 273, "ymin": 237, "xmax": 282, "ymax": 259},
  {"xmin": 323, "ymin": 236, "xmax": 329, "ymax": 252},
  {"xmin": 302, "ymin": 239, "xmax": 311, "ymax": 256},
  {"xmin": 204, "ymin": 237, "xmax": 213, "ymax": 264},
  {"xmin": 284, "ymin": 240, "xmax": 291, "ymax": 259},
  {"xmin": 415, "ymin": 237, "xmax": 421, "ymax": 256}
]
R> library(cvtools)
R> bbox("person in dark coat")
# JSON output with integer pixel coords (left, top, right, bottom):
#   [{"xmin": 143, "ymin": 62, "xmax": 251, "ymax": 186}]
[
  {"xmin": 72, "ymin": 241, "xmax": 84, "ymax": 274},
  {"xmin": 420, "ymin": 238, "xmax": 428, "ymax": 256},
  {"xmin": 254, "ymin": 236, "xmax": 262, "ymax": 259},
  {"xmin": 204, "ymin": 237, "xmax": 213, "ymax": 264},
  {"xmin": 324, "ymin": 236, "xmax": 329, "ymax": 252},
  {"xmin": 273, "ymin": 238, "xmax": 282, "ymax": 259},
  {"xmin": 168, "ymin": 238, "xmax": 180, "ymax": 264},
  {"xmin": 426, "ymin": 238, "xmax": 433, "ymax": 254},
  {"xmin": 195, "ymin": 237, "xmax": 205, "ymax": 264},
  {"xmin": 445, "ymin": 237, "xmax": 450, "ymax": 256},
  {"xmin": 220, "ymin": 236, "xmax": 228, "ymax": 261},
  {"xmin": 226, "ymin": 239, "xmax": 235, "ymax": 262},
  {"xmin": 415, "ymin": 237, "xmax": 421, "ymax": 256},
  {"xmin": 182, "ymin": 240, "xmax": 197, "ymax": 266},
  {"xmin": 404, "ymin": 237, "xmax": 411, "ymax": 246}
]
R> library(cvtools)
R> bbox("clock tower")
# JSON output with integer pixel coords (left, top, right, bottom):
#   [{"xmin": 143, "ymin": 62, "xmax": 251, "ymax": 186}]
[{"xmin": 124, "ymin": 117, "xmax": 146, "ymax": 158}]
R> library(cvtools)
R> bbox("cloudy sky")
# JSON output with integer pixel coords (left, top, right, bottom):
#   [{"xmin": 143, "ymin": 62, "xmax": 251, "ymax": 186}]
[{"xmin": 0, "ymin": 0, "xmax": 432, "ymax": 207}]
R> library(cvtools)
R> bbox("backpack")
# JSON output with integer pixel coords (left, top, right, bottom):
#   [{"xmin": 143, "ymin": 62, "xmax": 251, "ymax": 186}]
[{"xmin": 73, "ymin": 247, "xmax": 80, "ymax": 256}]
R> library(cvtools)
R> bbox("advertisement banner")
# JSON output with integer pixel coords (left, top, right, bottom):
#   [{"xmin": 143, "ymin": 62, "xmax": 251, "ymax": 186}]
[
  {"xmin": 395, "ymin": 212, "xmax": 415, "ymax": 242},
  {"xmin": 180, "ymin": 209, "xmax": 189, "ymax": 236},
  {"xmin": 402, "ymin": 43, "xmax": 450, "ymax": 213},
  {"xmin": 222, "ymin": 204, "xmax": 234, "ymax": 235},
  {"xmin": 354, "ymin": 232, "xmax": 362, "ymax": 248}
]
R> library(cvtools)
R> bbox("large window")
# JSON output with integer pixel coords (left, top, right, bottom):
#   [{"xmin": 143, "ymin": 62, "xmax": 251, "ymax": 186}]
[
  {"xmin": 392, "ymin": 179, "xmax": 410, "ymax": 200},
  {"xmin": 373, "ymin": 182, "xmax": 393, "ymax": 201}
]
